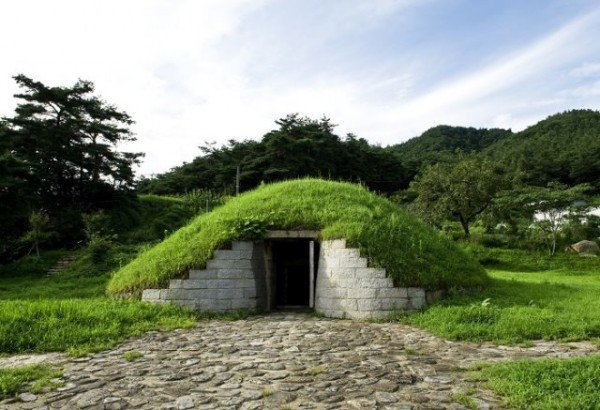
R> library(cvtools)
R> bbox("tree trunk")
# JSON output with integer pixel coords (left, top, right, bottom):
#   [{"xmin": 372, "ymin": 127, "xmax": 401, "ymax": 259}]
[
  {"xmin": 550, "ymin": 230, "xmax": 557, "ymax": 256},
  {"xmin": 459, "ymin": 217, "xmax": 470, "ymax": 239}
]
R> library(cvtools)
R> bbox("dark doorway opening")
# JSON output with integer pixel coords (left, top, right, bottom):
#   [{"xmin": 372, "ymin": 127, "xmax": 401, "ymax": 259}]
[{"xmin": 271, "ymin": 239, "xmax": 318, "ymax": 308}]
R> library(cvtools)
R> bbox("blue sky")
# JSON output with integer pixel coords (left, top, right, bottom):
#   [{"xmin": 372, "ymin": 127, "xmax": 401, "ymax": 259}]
[{"xmin": 1, "ymin": 0, "xmax": 599, "ymax": 175}]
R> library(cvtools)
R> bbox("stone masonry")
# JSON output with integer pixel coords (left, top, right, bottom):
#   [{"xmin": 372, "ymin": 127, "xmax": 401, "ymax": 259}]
[
  {"xmin": 315, "ymin": 239, "xmax": 441, "ymax": 319},
  {"xmin": 141, "ymin": 241, "xmax": 266, "ymax": 311},
  {"xmin": 3, "ymin": 313, "xmax": 598, "ymax": 409},
  {"xmin": 142, "ymin": 235, "xmax": 442, "ymax": 318}
]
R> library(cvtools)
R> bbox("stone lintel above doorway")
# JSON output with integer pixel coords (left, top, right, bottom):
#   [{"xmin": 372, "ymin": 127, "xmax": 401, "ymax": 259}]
[{"xmin": 264, "ymin": 230, "xmax": 319, "ymax": 239}]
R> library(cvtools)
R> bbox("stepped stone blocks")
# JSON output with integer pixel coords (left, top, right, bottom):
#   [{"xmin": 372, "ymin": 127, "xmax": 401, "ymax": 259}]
[
  {"xmin": 314, "ymin": 239, "xmax": 441, "ymax": 319},
  {"xmin": 142, "ymin": 235, "xmax": 442, "ymax": 317},
  {"xmin": 141, "ymin": 241, "xmax": 266, "ymax": 312}
]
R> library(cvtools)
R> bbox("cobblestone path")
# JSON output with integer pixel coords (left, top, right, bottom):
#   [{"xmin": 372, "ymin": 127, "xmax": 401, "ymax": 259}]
[{"xmin": 2, "ymin": 313, "xmax": 597, "ymax": 409}]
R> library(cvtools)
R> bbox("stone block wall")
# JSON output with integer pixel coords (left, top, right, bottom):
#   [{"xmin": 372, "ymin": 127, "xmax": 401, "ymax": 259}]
[
  {"xmin": 314, "ymin": 239, "xmax": 440, "ymax": 319},
  {"xmin": 141, "ymin": 241, "xmax": 266, "ymax": 311},
  {"xmin": 142, "ymin": 235, "xmax": 443, "ymax": 317}
]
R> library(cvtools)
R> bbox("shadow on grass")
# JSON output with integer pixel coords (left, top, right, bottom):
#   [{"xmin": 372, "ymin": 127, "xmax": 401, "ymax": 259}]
[
  {"xmin": 437, "ymin": 277, "xmax": 579, "ymax": 308},
  {"xmin": 0, "ymin": 274, "xmax": 108, "ymax": 300}
]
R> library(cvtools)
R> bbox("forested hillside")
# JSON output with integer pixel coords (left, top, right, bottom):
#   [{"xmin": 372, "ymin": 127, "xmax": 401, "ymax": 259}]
[
  {"xmin": 389, "ymin": 125, "xmax": 512, "ymax": 181},
  {"xmin": 140, "ymin": 109, "xmax": 600, "ymax": 196},
  {"xmin": 138, "ymin": 114, "xmax": 409, "ymax": 195},
  {"xmin": 2, "ymin": 74, "xmax": 598, "ymax": 262},
  {"xmin": 485, "ymin": 109, "xmax": 600, "ymax": 186}
]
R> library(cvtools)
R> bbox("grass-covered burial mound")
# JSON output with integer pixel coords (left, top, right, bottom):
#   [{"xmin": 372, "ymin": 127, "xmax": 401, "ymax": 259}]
[{"xmin": 108, "ymin": 179, "xmax": 486, "ymax": 295}]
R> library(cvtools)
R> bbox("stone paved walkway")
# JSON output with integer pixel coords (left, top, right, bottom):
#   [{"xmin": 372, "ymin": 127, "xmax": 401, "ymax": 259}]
[{"xmin": 1, "ymin": 313, "xmax": 598, "ymax": 410}]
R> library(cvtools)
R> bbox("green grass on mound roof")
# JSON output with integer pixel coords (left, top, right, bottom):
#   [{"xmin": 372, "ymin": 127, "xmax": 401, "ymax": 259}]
[{"xmin": 108, "ymin": 179, "xmax": 486, "ymax": 295}]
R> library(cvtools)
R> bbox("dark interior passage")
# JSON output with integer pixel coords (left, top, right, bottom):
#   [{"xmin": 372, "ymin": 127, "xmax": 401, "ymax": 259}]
[{"xmin": 272, "ymin": 239, "xmax": 311, "ymax": 307}]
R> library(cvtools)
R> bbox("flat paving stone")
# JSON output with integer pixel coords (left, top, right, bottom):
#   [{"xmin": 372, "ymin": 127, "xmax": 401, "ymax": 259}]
[{"xmin": 1, "ymin": 312, "xmax": 597, "ymax": 409}]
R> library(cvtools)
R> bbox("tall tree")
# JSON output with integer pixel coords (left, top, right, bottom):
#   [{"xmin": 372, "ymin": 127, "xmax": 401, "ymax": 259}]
[
  {"xmin": 0, "ymin": 121, "xmax": 31, "ymax": 250},
  {"xmin": 2, "ymin": 75, "xmax": 143, "ymax": 209},
  {"xmin": 410, "ymin": 154, "xmax": 514, "ymax": 237},
  {"xmin": 1, "ymin": 75, "xmax": 143, "ymax": 252},
  {"xmin": 508, "ymin": 183, "xmax": 591, "ymax": 255}
]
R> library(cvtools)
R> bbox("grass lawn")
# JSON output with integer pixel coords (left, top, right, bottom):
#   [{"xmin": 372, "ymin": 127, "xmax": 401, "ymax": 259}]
[
  {"xmin": 0, "ymin": 365, "xmax": 62, "ymax": 398},
  {"xmin": 399, "ymin": 248, "xmax": 600, "ymax": 344},
  {"xmin": 474, "ymin": 355, "xmax": 600, "ymax": 409},
  {"xmin": 0, "ymin": 247, "xmax": 196, "ymax": 356}
]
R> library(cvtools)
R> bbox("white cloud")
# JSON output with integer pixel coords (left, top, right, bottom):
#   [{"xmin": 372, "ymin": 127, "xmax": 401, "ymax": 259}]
[
  {"xmin": 569, "ymin": 61, "xmax": 600, "ymax": 78},
  {"xmin": 369, "ymin": 9, "xmax": 600, "ymax": 138},
  {"xmin": 560, "ymin": 80, "xmax": 600, "ymax": 98},
  {"xmin": 1, "ymin": 1, "xmax": 599, "ymax": 176}
]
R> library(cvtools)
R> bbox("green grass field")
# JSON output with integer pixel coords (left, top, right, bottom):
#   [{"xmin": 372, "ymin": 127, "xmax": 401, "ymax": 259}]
[
  {"xmin": 475, "ymin": 355, "xmax": 600, "ymax": 409},
  {"xmin": 400, "ymin": 248, "xmax": 600, "ymax": 344},
  {"xmin": 0, "ymin": 248, "xmax": 196, "ymax": 356}
]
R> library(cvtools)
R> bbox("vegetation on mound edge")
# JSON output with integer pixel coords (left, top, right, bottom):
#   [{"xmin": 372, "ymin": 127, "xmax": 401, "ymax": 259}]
[{"xmin": 108, "ymin": 179, "xmax": 486, "ymax": 295}]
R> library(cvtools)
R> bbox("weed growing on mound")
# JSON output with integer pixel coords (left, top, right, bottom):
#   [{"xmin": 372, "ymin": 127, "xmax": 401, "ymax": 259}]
[{"xmin": 108, "ymin": 179, "xmax": 486, "ymax": 295}]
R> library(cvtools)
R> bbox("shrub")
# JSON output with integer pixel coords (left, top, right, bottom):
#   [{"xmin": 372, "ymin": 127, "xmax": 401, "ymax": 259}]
[{"xmin": 87, "ymin": 237, "xmax": 112, "ymax": 264}]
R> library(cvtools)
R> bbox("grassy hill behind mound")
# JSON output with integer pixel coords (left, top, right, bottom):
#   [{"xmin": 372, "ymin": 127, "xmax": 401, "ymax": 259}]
[{"xmin": 108, "ymin": 179, "xmax": 486, "ymax": 295}]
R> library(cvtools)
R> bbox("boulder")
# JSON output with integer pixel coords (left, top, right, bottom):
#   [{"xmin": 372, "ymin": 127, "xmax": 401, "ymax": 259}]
[{"xmin": 567, "ymin": 240, "xmax": 600, "ymax": 255}]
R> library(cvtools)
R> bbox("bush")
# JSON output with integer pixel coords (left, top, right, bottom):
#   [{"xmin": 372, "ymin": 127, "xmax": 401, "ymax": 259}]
[
  {"xmin": 87, "ymin": 237, "xmax": 112, "ymax": 264},
  {"xmin": 82, "ymin": 211, "xmax": 115, "ymax": 241}
]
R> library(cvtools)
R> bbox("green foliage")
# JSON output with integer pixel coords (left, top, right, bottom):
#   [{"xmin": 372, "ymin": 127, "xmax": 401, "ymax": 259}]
[
  {"xmin": 451, "ymin": 392, "xmax": 478, "ymax": 410},
  {"xmin": 562, "ymin": 214, "xmax": 600, "ymax": 245},
  {"xmin": 0, "ymin": 75, "xmax": 142, "ymax": 252},
  {"xmin": 400, "ymin": 247, "xmax": 600, "ymax": 343},
  {"xmin": 476, "ymin": 356, "xmax": 600, "ymax": 409},
  {"xmin": 0, "ymin": 246, "xmax": 139, "ymax": 300},
  {"xmin": 0, "ymin": 250, "xmax": 68, "ymax": 278},
  {"xmin": 0, "ymin": 121, "xmax": 31, "ymax": 249},
  {"xmin": 95, "ymin": 195, "xmax": 198, "ymax": 244},
  {"xmin": 410, "ymin": 154, "xmax": 515, "ymax": 237},
  {"xmin": 390, "ymin": 125, "xmax": 512, "ymax": 181},
  {"xmin": 181, "ymin": 189, "xmax": 227, "ymax": 216},
  {"xmin": 86, "ymin": 236, "xmax": 112, "ymax": 264},
  {"xmin": 138, "ymin": 109, "xmax": 600, "ymax": 201},
  {"xmin": 21, "ymin": 211, "xmax": 57, "ymax": 257},
  {"xmin": 137, "ymin": 114, "xmax": 408, "ymax": 196},
  {"xmin": 108, "ymin": 179, "xmax": 486, "ymax": 295},
  {"xmin": 83, "ymin": 210, "xmax": 117, "ymax": 263},
  {"xmin": 495, "ymin": 183, "xmax": 593, "ymax": 254},
  {"xmin": 0, "ymin": 365, "xmax": 62, "ymax": 398},
  {"xmin": 486, "ymin": 109, "xmax": 600, "ymax": 188},
  {"xmin": 82, "ymin": 211, "xmax": 115, "ymax": 241}
]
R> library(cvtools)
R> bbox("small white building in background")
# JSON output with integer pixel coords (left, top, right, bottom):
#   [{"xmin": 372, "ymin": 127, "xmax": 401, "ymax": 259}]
[{"xmin": 534, "ymin": 206, "xmax": 600, "ymax": 224}]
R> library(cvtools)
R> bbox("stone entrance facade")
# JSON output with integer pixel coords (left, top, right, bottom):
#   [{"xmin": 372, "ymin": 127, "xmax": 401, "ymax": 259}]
[{"xmin": 142, "ymin": 231, "xmax": 442, "ymax": 318}]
